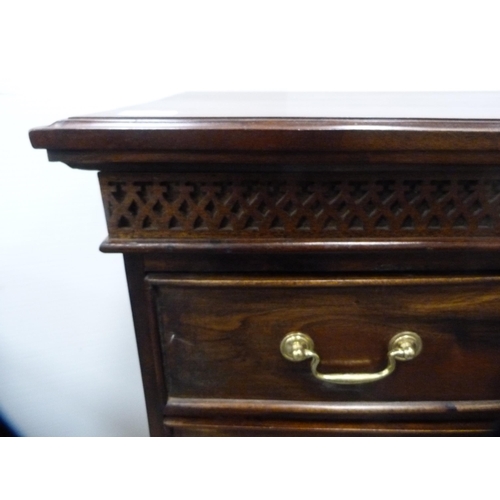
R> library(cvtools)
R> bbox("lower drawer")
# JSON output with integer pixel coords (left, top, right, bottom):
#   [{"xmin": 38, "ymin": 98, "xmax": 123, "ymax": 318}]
[
  {"xmin": 166, "ymin": 418, "xmax": 497, "ymax": 436},
  {"xmin": 148, "ymin": 274, "xmax": 500, "ymax": 419}
]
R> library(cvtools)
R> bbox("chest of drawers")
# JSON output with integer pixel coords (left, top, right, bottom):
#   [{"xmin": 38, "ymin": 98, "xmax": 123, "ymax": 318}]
[{"xmin": 30, "ymin": 92, "xmax": 500, "ymax": 436}]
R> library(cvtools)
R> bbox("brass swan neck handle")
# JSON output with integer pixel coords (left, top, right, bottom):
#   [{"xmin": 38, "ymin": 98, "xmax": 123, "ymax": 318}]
[{"xmin": 280, "ymin": 331, "xmax": 422, "ymax": 385}]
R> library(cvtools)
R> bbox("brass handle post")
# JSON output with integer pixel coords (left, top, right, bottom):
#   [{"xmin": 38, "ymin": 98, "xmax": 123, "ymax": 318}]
[{"xmin": 280, "ymin": 331, "xmax": 422, "ymax": 385}]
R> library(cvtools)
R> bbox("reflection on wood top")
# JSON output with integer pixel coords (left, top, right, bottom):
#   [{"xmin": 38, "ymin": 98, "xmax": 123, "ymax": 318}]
[
  {"xmin": 89, "ymin": 92, "xmax": 500, "ymax": 119},
  {"xmin": 29, "ymin": 92, "xmax": 500, "ymax": 161}
]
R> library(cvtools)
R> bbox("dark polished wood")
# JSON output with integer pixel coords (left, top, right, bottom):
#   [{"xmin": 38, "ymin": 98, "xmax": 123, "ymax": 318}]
[
  {"xmin": 164, "ymin": 397, "xmax": 500, "ymax": 420},
  {"xmin": 98, "ymin": 172, "xmax": 500, "ymax": 240},
  {"xmin": 123, "ymin": 255, "xmax": 169, "ymax": 436},
  {"xmin": 150, "ymin": 275, "xmax": 500, "ymax": 403},
  {"xmin": 28, "ymin": 92, "xmax": 500, "ymax": 168},
  {"xmin": 167, "ymin": 419, "xmax": 494, "ymax": 436},
  {"xmin": 29, "ymin": 92, "xmax": 500, "ymax": 436}
]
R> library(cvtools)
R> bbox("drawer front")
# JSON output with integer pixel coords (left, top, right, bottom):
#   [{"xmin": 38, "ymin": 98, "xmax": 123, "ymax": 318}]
[
  {"xmin": 149, "ymin": 275, "xmax": 500, "ymax": 405},
  {"xmin": 167, "ymin": 419, "xmax": 495, "ymax": 437}
]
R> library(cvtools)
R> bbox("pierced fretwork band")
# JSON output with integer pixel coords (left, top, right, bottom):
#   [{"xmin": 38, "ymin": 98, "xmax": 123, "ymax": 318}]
[{"xmin": 99, "ymin": 172, "xmax": 500, "ymax": 239}]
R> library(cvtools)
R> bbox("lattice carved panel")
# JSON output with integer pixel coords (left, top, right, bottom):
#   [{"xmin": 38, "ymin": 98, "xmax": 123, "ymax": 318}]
[{"xmin": 99, "ymin": 172, "xmax": 500, "ymax": 239}]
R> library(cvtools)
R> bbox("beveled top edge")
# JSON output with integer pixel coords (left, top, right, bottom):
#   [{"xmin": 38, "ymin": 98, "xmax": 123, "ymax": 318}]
[
  {"xmin": 35, "ymin": 116, "xmax": 500, "ymax": 131},
  {"xmin": 28, "ymin": 93, "xmax": 500, "ymax": 156},
  {"xmin": 84, "ymin": 92, "xmax": 500, "ymax": 120}
]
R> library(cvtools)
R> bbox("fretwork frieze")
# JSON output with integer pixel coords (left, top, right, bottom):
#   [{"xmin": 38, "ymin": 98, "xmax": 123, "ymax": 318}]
[{"xmin": 99, "ymin": 172, "xmax": 500, "ymax": 239}]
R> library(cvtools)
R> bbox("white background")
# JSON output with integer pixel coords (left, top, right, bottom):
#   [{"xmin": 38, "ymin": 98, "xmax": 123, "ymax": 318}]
[{"xmin": 1, "ymin": 0, "xmax": 500, "ymax": 436}]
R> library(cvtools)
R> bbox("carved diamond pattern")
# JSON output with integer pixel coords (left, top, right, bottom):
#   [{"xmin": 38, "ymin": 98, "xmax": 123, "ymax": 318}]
[{"xmin": 100, "ymin": 173, "xmax": 500, "ymax": 239}]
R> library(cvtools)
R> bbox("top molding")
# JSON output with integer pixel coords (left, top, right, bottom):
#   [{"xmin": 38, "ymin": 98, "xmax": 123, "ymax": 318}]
[{"xmin": 29, "ymin": 92, "xmax": 500, "ymax": 168}]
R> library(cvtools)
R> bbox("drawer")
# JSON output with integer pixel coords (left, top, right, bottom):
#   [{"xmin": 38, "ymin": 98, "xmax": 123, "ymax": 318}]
[
  {"xmin": 148, "ymin": 274, "xmax": 500, "ymax": 418},
  {"xmin": 167, "ymin": 419, "xmax": 496, "ymax": 436}
]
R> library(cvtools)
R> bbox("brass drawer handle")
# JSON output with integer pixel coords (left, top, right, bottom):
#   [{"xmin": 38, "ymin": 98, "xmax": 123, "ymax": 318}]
[{"xmin": 280, "ymin": 331, "xmax": 422, "ymax": 385}]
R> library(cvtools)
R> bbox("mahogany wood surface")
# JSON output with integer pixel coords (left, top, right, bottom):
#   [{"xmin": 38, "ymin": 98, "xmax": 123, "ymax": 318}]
[
  {"xmin": 28, "ymin": 93, "xmax": 500, "ymax": 169},
  {"xmin": 85, "ymin": 92, "xmax": 500, "ymax": 119},
  {"xmin": 167, "ymin": 418, "xmax": 494, "ymax": 436},
  {"xmin": 150, "ymin": 275, "xmax": 500, "ymax": 403},
  {"xmin": 123, "ymin": 255, "xmax": 169, "ymax": 436},
  {"xmin": 29, "ymin": 93, "xmax": 500, "ymax": 436},
  {"xmin": 165, "ymin": 397, "xmax": 500, "ymax": 421}
]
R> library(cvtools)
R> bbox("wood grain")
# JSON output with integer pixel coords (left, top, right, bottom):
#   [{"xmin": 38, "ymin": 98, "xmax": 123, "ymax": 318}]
[
  {"xmin": 165, "ymin": 397, "xmax": 500, "ymax": 420},
  {"xmin": 166, "ymin": 418, "xmax": 494, "ymax": 436},
  {"xmin": 30, "ymin": 92, "xmax": 500, "ymax": 436},
  {"xmin": 150, "ymin": 275, "xmax": 500, "ymax": 404},
  {"xmin": 99, "ymin": 172, "xmax": 500, "ymax": 240}
]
